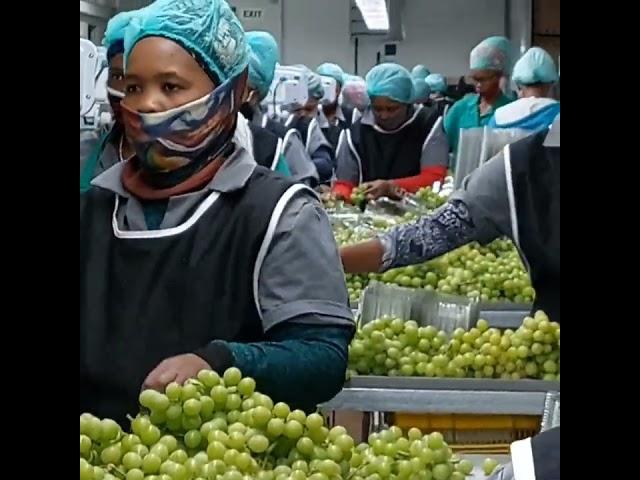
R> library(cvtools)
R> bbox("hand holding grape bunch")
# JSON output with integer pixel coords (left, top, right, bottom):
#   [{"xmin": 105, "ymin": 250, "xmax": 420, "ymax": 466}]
[
  {"xmin": 143, "ymin": 354, "xmax": 212, "ymax": 392},
  {"xmin": 361, "ymin": 180, "xmax": 405, "ymax": 201},
  {"xmin": 81, "ymin": 368, "xmax": 481, "ymax": 480}
]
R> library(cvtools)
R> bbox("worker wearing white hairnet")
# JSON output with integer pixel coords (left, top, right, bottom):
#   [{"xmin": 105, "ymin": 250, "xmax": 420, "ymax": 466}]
[
  {"xmin": 332, "ymin": 63, "xmax": 446, "ymax": 201},
  {"xmin": 240, "ymin": 31, "xmax": 320, "ymax": 185},
  {"xmin": 285, "ymin": 69, "xmax": 335, "ymax": 183},
  {"xmin": 316, "ymin": 63, "xmax": 355, "ymax": 150},
  {"xmin": 81, "ymin": 0, "xmax": 353, "ymax": 426},
  {"xmin": 489, "ymin": 47, "xmax": 559, "ymax": 131},
  {"xmin": 444, "ymin": 36, "xmax": 515, "ymax": 155},
  {"xmin": 341, "ymin": 74, "xmax": 369, "ymax": 118}
]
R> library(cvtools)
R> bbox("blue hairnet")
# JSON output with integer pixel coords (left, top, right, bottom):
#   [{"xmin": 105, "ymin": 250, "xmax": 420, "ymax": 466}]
[
  {"xmin": 123, "ymin": 0, "xmax": 249, "ymax": 83},
  {"xmin": 307, "ymin": 72, "xmax": 324, "ymax": 100},
  {"xmin": 411, "ymin": 64, "xmax": 431, "ymax": 79},
  {"xmin": 469, "ymin": 36, "xmax": 513, "ymax": 73},
  {"xmin": 425, "ymin": 73, "xmax": 447, "ymax": 94},
  {"xmin": 412, "ymin": 77, "xmax": 431, "ymax": 102},
  {"xmin": 317, "ymin": 63, "xmax": 345, "ymax": 86},
  {"xmin": 104, "ymin": 11, "xmax": 138, "ymax": 60},
  {"xmin": 246, "ymin": 31, "xmax": 279, "ymax": 99},
  {"xmin": 512, "ymin": 47, "xmax": 558, "ymax": 86},
  {"xmin": 366, "ymin": 63, "xmax": 414, "ymax": 104}
]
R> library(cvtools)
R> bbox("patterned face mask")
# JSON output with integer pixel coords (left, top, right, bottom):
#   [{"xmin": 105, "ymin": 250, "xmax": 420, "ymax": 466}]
[{"xmin": 121, "ymin": 70, "xmax": 247, "ymax": 172}]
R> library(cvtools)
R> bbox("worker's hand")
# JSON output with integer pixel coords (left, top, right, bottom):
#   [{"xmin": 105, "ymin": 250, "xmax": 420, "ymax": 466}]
[
  {"xmin": 143, "ymin": 354, "xmax": 211, "ymax": 391},
  {"xmin": 320, "ymin": 191, "xmax": 335, "ymax": 202},
  {"xmin": 362, "ymin": 180, "xmax": 404, "ymax": 200}
]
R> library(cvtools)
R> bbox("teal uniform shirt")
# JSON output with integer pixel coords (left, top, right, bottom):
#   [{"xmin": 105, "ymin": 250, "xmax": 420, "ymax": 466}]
[
  {"xmin": 444, "ymin": 93, "xmax": 513, "ymax": 154},
  {"xmin": 274, "ymin": 153, "xmax": 292, "ymax": 176}
]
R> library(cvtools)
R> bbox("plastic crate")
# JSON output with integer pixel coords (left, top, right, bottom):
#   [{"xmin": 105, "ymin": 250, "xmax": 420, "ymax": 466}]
[{"xmin": 390, "ymin": 413, "xmax": 539, "ymax": 453}]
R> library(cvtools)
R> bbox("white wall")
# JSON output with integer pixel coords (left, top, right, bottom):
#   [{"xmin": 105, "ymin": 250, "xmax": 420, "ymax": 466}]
[
  {"xmin": 508, "ymin": 0, "xmax": 532, "ymax": 57},
  {"xmin": 356, "ymin": 0, "xmax": 507, "ymax": 78},
  {"xmin": 279, "ymin": 0, "xmax": 509, "ymax": 78},
  {"xmin": 229, "ymin": 0, "xmax": 283, "ymax": 47},
  {"xmin": 87, "ymin": 0, "xmax": 514, "ymax": 79},
  {"xmin": 281, "ymin": 0, "xmax": 352, "ymax": 72}
]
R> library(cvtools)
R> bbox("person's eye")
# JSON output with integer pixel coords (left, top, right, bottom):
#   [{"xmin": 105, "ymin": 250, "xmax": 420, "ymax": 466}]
[
  {"xmin": 125, "ymin": 84, "xmax": 141, "ymax": 94},
  {"xmin": 162, "ymin": 83, "xmax": 182, "ymax": 93},
  {"xmin": 111, "ymin": 73, "xmax": 124, "ymax": 82}
]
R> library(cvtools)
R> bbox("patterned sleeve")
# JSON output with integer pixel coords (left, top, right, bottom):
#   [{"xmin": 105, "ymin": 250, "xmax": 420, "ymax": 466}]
[{"xmin": 380, "ymin": 199, "xmax": 495, "ymax": 271}]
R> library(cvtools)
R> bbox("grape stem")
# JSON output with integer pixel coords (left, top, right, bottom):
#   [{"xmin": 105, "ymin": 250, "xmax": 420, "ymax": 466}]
[
  {"xmin": 346, "ymin": 464, "xmax": 368, "ymax": 479},
  {"xmin": 107, "ymin": 464, "xmax": 126, "ymax": 479},
  {"xmin": 260, "ymin": 442, "xmax": 280, "ymax": 469}
]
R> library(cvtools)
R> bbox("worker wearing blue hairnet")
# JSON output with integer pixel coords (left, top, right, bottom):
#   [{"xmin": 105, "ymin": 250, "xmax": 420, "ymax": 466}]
[
  {"xmin": 317, "ymin": 62, "xmax": 345, "ymax": 85},
  {"xmin": 316, "ymin": 63, "xmax": 355, "ymax": 130},
  {"xmin": 341, "ymin": 115, "xmax": 561, "ymax": 323},
  {"xmin": 444, "ymin": 36, "xmax": 515, "ymax": 157},
  {"xmin": 308, "ymin": 72, "xmax": 325, "ymax": 101},
  {"xmin": 424, "ymin": 73, "xmax": 455, "ymax": 118},
  {"xmin": 412, "ymin": 76, "xmax": 431, "ymax": 104},
  {"xmin": 489, "ymin": 47, "xmax": 559, "ymax": 131},
  {"xmin": 80, "ymin": 10, "xmax": 138, "ymax": 192},
  {"xmin": 316, "ymin": 63, "xmax": 356, "ymax": 150},
  {"xmin": 426, "ymin": 73, "xmax": 447, "ymax": 94},
  {"xmin": 81, "ymin": 0, "xmax": 353, "ymax": 425},
  {"xmin": 285, "ymin": 68, "xmax": 336, "ymax": 183},
  {"xmin": 332, "ymin": 63, "xmax": 446, "ymax": 201},
  {"xmin": 240, "ymin": 31, "xmax": 319, "ymax": 185},
  {"xmin": 411, "ymin": 64, "xmax": 431, "ymax": 79},
  {"xmin": 226, "ymin": 30, "xmax": 292, "ymax": 177},
  {"xmin": 367, "ymin": 63, "xmax": 415, "ymax": 104},
  {"xmin": 245, "ymin": 31, "xmax": 279, "ymax": 101}
]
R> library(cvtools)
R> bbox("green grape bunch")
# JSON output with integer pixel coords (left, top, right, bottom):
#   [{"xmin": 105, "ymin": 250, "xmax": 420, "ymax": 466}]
[
  {"xmin": 379, "ymin": 241, "xmax": 534, "ymax": 303},
  {"xmin": 349, "ymin": 311, "xmax": 559, "ymax": 380},
  {"xmin": 414, "ymin": 187, "xmax": 447, "ymax": 211},
  {"xmin": 330, "ymin": 201, "xmax": 534, "ymax": 305},
  {"xmin": 81, "ymin": 367, "xmax": 484, "ymax": 479}
]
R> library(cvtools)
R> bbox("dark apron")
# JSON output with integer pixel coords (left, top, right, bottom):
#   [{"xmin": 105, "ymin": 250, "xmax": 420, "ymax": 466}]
[{"xmin": 508, "ymin": 131, "xmax": 560, "ymax": 322}]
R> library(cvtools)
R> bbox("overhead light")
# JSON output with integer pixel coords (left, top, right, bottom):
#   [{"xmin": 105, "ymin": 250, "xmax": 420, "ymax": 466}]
[{"xmin": 355, "ymin": 0, "xmax": 389, "ymax": 31}]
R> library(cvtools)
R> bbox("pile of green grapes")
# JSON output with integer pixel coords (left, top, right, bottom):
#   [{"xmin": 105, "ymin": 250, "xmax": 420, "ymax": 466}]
[
  {"xmin": 377, "ymin": 240, "xmax": 534, "ymax": 303},
  {"xmin": 343, "ymin": 240, "xmax": 534, "ymax": 306},
  {"xmin": 329, "ymin": 185, "xmax": 534, "ymax": 305},
  {"xmin": 413, "ymin": 187, "xmax": 447, "ymax": 211},
  {"xmin": 80, "ymin": 368, "xmax": 482, "ymax": 480},
  {"xmin": 349, "ymin": 311, "xmax": 559, "ymax": 380},
  {"xmin": 346, "ymin": 274, "xmax": 369, "ymax": 305}
]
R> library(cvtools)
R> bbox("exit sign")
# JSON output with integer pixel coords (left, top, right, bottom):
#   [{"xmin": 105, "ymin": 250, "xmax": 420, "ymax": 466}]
[{"xmin": 242, "ymin": 8, "xmax": 263, "ymax": 19}]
